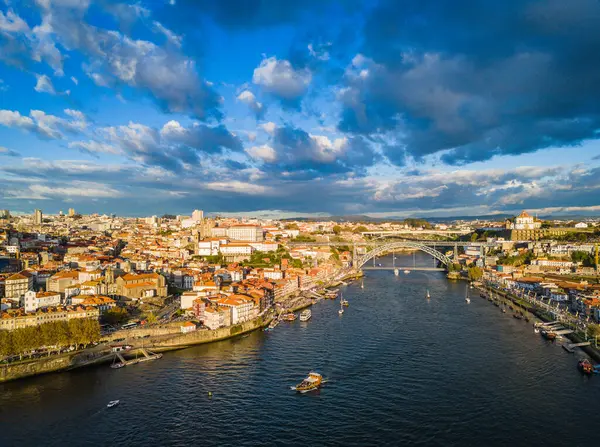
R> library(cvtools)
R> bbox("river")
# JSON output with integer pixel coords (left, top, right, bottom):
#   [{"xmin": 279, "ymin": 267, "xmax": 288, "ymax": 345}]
[{"xmin": 1, "ymin": 253, "xmax": 599, "ymax": 446}]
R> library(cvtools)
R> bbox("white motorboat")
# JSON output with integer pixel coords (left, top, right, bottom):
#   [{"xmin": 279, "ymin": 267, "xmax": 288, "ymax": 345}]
[
  {"xmin": 300, "ymin": 309, "xmax": 312, "ymax": 321},
  {"xmin": 107, "ymin": 400, "xmax": 120, "ymax": 408},
  {"xmin": 426, "ymin": 289, "xmax": 431, "ymax": 299}
]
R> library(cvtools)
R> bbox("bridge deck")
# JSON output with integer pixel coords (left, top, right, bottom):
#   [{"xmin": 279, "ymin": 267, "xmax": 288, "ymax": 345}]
[{"xmin": 362, "ymin": 267, "xmax": 445, "ymax": 271}]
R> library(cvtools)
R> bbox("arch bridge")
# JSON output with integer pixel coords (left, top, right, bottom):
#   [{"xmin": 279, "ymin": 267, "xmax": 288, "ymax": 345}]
[{"xmin": 353, "ymin": 241, "xmax": 453, "ymax": 270}]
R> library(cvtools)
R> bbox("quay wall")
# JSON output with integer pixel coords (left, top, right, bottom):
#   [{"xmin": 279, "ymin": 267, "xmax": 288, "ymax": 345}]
[
  {"xmin": 151, "ymin": 314, "xmax": 270, "ymax": 350},
  {"xmin": 0, "ymin": 353, "xmax": 74, "ymax": 383}
]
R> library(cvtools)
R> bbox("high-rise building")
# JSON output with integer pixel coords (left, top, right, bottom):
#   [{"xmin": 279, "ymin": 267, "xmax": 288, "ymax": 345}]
[
  {"xmin": 192, "ymin": 209, "xmax": 204, "ymax": 222},
  {"xmin": 0, "ymin": 209, "xmax": 9, "ymax": 219},
  {"xmin": 34, "ymin": 209, "xmax": 43, "ymax": 225},
  {"xmin": 68, "ymin": 208, "xmax": 75, "ymax": 217}
]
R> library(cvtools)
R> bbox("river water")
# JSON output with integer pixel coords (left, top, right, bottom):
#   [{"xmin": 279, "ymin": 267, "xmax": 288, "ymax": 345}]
[{"xmin": 1, "ymin": 253, "xmax": 599, "ymax": 446}]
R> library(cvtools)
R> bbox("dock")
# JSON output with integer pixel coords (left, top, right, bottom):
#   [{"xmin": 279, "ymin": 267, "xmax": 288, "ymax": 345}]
[{"xmin": 112, "ymin": 348, "xmax": 162, "ymax": 368}]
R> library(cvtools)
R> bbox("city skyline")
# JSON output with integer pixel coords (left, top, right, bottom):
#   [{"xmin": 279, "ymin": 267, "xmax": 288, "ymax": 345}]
[{"xmin": 1, "ymin": 0, "xmax": 600, "ymax": 218}]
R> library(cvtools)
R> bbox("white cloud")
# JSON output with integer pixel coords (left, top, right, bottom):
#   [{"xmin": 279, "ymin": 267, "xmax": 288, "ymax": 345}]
[
  {"xmin": 68, "ymin": 140, "xmax": 121, "ymax": 155},
  {"xmin": 70, "ymin": 76, "xmax": 78, "ymax": 85},
  {"xmin": 0, "ymin": 108, "xmax": 86, "ymax": 139},
  {"xmin": 252, "ymin": 56, "xmax": 311, "ymax": 100},
  {"xmin": 34, "ymin": 74, "xmax": 56, "ymax": 94},
  {"xmin": 308, "ymin": 43, "xmax": 330, "ymax": 61},
  {"xmin": 205, "ymin": 181, "xmax": 272, "ymax": 195},
  {"xmin": 0, "ymin": 9, "xmax": 29, "ymax": 33},
  {"xmin": 28, "ymin": 182, "xmax": 123, "ymax": 198},
  {"xmin": 246, "ymin": 144, "xmax": 277, "ymax": 163},
  {"xmin": 152, "ymin": 20, "xmax": 182, "ymax": 47},
  {"xmin": 236, "ymin": 89, "xmax": 264, "ymax": 118},
  {"xmin": 310, "ymin": 135, "xmax": 347, "ymax": 162},
  {"xmin": 0, "ymin": 146, "xmax": 20, "ymax": 157},
  {"xmin": 261, "ymin": 122, "xmax": 276, "ymax": 134}
]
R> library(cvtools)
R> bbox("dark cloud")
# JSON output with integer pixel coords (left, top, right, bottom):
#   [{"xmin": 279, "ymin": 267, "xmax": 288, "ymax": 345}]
[{"xmin": 338, "ymin": 0, "xmax": 600, "ymax": 165}]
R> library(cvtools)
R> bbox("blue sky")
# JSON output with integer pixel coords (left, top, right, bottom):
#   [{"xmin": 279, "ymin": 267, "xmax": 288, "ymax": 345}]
[{"xmin": 1, "ymin": 0, "xmax": 600, "ymax": 218}]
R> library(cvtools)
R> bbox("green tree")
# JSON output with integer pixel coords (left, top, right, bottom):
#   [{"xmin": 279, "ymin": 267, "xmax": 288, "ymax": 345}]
[
  {"xmin": 467, "ymin": 266, "xmax": 483, "ymax": 281},
  {"xmin": 353, "ymin": 225, "xmax": 368, "ymax": 234},
  {"xmin": 471, "ymin": 233, "xmax": 479, "ymax": 242},
  {"xmin": 0, "ymin": 331, "xmax": 12, "ymax": 358},
  {"xmin": 332, "ymin": 225, "xmax": 342, "ymax": 235},
  {"xmin": 284, "ymin": 223, "xmax": 299, "ymax": 230},
  {"xmin": 102, "ymin": 308, "xmax": 129, "ymax": 326}
]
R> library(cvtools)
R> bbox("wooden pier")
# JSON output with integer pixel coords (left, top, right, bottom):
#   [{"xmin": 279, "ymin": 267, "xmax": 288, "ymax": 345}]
[{"xmin": 112, "ymin": 348, "xmax": 162, "ymax": 368}]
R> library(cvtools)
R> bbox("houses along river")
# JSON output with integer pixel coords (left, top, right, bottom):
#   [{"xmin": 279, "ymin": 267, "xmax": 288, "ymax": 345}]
[{"xmin": 1, "ymin": 253, "xmax": 599, "ymax": 446}]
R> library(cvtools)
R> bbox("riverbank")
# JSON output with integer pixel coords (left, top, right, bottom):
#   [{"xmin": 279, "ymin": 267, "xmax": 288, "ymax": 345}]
[{"xmin": 477, "ymin": 285, "xmax": 600, "ymax": 363}]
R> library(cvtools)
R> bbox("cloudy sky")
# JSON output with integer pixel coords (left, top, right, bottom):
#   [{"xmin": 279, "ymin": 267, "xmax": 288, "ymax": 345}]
[{"xmin": 1, "ymin": 0, "xmax": 600, "ymax": 218}]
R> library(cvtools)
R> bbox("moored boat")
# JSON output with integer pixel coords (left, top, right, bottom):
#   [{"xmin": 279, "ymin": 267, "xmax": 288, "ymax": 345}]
[
  {"xmin": 282, "ymin": 313, "xmax": 297, "ymax": 321},
  {"xmin": 291, "ymin": 372, "xmax": 323, "ymax": 393},
  {"xmin": 578, "ymin": 358, "xmax": 593, "ymax": 375},
  {"xmin": 299, "ymin": 309, "xmax": 312, "ymax": 321},
  {"xmin": 107, "ymin": 400, "xmax": 120, "ymax": 408}
]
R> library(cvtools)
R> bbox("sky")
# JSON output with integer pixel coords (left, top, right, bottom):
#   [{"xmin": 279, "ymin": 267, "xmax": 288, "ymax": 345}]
[{"xmin": 1, "ymin": 0, "xmax": 600, "ymax": 218}]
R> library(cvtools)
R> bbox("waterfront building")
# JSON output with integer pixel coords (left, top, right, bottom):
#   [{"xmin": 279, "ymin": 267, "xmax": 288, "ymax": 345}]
[
  {"xmin": 4, "ymin": 271, "xmax": 33, "ymax": 299},
  {"xmin": 180, "ymin": 321, "xmax": 197, "ymax": 333},
  {"xmin": 202, "ymin": 305, "xmax": 231, "ymax": 330},
  {"xmin": 212, "ymin": 294, "xmax": 257, "ymax": 325}
]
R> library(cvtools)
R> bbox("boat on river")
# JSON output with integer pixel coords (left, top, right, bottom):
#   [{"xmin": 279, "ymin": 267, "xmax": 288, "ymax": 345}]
[
  {"xmin": 426, "ymin": 289, "xmax": 430, "ymax": 300},
  {"xmin": 300, "ymin": 309, "xmax": 312, "ymax": 321},
  {"xmin": 291, "ymin": 372, "xmax": 324, "ymax": 393},
  {"xmin": 282, "ymin": 313, "xmax": 297, "ymax": 321},
  {"xmin": 465, "ymin": 287, "xmax": 470, "ymax": 303},
  {"xmin": 578, "ymin": 358, "xmax": 593, "ymax": 375},
  {"xmin": 107, "ymin": 400, "xmax": 120, "ymax": 408}
]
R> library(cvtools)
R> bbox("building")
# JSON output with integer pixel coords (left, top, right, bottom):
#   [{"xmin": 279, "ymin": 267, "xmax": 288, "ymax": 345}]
[
  {"xmin": 202, "ymin": 305, "xmax": 231, "ymax": 330},
  {"xmin": 116, "ymin": 272, "xmax": 167, "ymax": 300},
  {"xmin": 68, "ymin": 208, "xmax": 76, "ymax": 217},
  {"xmin": 4, "ymin": 271, "xmax": 33, "ymax": 299},
  {"xmin": 23, "ymin": 290, "xmax": 62, "ymax": 313},
  {"xmin": 0, "ymin": 209, "xmax": 9, "ymax": 219},
  {"xmin": 70, "ymin": 295, "xmax": 116, "ymax": 314},
  {"xmin": 34, "ymin": 209, "xmax": 43, "ymax": 225},
  {"xmin": 192, "ymin": 210, "xmax": 204, "ymax": 221},
  {"xmin": 212, "ymin": 294, "xmax": 257, "ymax": 325},
  {"xmin": 0, "ymin": 305, "xmax": 100, "ymax": 331},
  {"xmin": 227, "ymin": 225, "xmax": 264, "ymax": 242},
  {"xmin": 575, "ymin": 222, "xmax": 589, "ymax": 229},
  {"xmin": 47, "ymin": 270, "xmax": 80, "ymax": 293},
  {"xmin": 180, "ymin": 321, "xmax": 197, "ymax": 333}
]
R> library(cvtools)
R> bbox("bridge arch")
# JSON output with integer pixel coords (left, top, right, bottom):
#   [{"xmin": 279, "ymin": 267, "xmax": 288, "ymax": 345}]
[{"xmin": 354, "ymin": 241, "xmax": 452, "ymax": 269}]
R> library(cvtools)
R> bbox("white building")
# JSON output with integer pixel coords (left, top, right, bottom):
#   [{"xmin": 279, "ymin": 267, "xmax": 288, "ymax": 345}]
[
  {"xmin": 263, "ymin": 268, "xmax": 284, "ymax": 280},
  {"xmin": 249, "ymin": 241, "xmax": 279, "ymax": 252},
  {"xmin": 198, "ymin": 239, "xmax": 222, "ymax": 256},
  {"xmin": 575, "ymin": 222, "xmax": 589, "ymax": 229},
  {"xmin": 227, "ymin": 225, "xmax": 264, "ymax": 242},
  {"xmin": 507, "ymin": 211, "xmax": 541, "ymax": 230},
  {"xmin": 181, "ymin": 291, "xmax": 203, "ymax": 310},
  {"xmin": 220, "ymin": 243, "xmax": 253, "ymax": 256},
  {"xmin": 213, "ymin": 295, "xmax": 257, "ymax": 325},
  {"xmin": 23, "ymin": 290, "xmax": 61, "ymax": 313}
]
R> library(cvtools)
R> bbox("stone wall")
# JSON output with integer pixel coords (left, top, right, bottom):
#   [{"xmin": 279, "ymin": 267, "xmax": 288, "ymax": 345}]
[
  {"xmin": 152, "ymin": 315, "xmax": 269, "ymax": 349},
  {"xmin": 0, "ymin": 354, "xmax": 73, "ymax": 383}
]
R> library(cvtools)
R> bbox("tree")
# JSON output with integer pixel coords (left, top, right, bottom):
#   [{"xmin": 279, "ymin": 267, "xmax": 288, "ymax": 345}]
[
  {"xmin": 102, "ymin": 308, "xmax": 129, "ymax": 326},
  {"xmin": 468, "ymin": 266, "xmax": 483, "ymax": 281},
  {"xmin": 332, "ymin": 225, "xmax": 342, "ymax": 235},
  {"xmin": 471, "ymin": 233, "xmax": 479, "ymax": 242},
  {"xmin": 0, "ymin": 331, "xmax": 12, "ymax": 358},
  {"xmin": 353, "ymin": 225, "xmax": 368, "ymax": 234},
  {"xmin": 284, "ymin": 223, "xmax": 299, "ymax": 230}
]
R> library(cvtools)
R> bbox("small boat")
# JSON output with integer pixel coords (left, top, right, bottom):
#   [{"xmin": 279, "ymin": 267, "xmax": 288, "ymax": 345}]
[
  {"xmin": 338, "ymin": 295, "xmax": 344, "ymax": 315},
  {"xmin": 534, "ymin": 327, "xmax": 540, "ymax": 334},
  {"xmin": 578, "ymin": 358, "xmax": 593, "ymax": 375},
  {"xmin": 291, "ymin": 372, "xmax": 324, "ymax": 393},
  {"xmin": 426, "ymin": 289, "xmax": 430, "ymax": 300},
  {"xmin": 360, "ymin": 280, "xmax": 364, "ymax": 289},
  {"xmin": 341, "ymin": 299, "xmax": 349, "ymax": 307},
  {"xmin": 299, "ymin": 309, "xmax": 312, "ymax": 321},
  {"xmin": 502, "ymin": 307, "xmax": 506, "ymax": 313},
  {"xmin": 107, "ymin": 400, "xmax": 120, "ymax": 408},
  {"xmin": 404, "ymin": 270, "xmax": 410, "ymax": 274},
  {"xmin": 282, "ymin": 313, "xmax": 297, "ymax": 321},
  {"xmin": 110, "ymin": 362, "xmax": 125, "ymax": 369}
]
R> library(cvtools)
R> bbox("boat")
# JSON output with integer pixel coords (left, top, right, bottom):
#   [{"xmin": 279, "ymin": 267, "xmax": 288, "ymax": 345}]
[
  {"xmin": 360, "ymin": 280, "xmax": 364, "ymax": 289},
  {"xmin": 110, "ymin": 362, "xmax": 125, "ymax": 369},
  {"xmin": 513, "ymin": 313, "xmax": 523, "ymax": 320},
  {"xmin": 338, "ymin": 295, "xmax": 344, "ymax": 315},
  {"xmin": 299, "ymin": 309, "xmax": 312, "ymax": 321},
  {"xmin": 291, "ymin": 372, "xmax": 324, "ymax": 393},
  {"xmin": 404, "ymin": 270, "xmax": 410, "ymax": 274},
  {"xmin": 282, "ymin": 313, "xmax": 297, "ymax": 321},
  {"xmin": 534, "ymin": 327, "xmax": 540, "ymax": 334},
  {"xmin": 465, "ymin": 287, "xmax": 470, "ymax": 304},
  {"xmin": 578, "ymin": 359, "xmax": 594, "ymax": 375},
  {"xmin": 107, "ymin": 400, "xmax": 120, "ymax": 408},
  {"xmin": 341, "ymin": 299, "xmax": 349, "ymax": 307},
  {"xmin": 426, "ymin": 289, "xmax": 430, "ymax": 300}
]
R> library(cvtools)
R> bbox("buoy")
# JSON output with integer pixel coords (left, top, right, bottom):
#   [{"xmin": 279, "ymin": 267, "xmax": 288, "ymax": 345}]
[{"xmin": 208, "ymin": 391, "xmax": 213, "ymax": 398}]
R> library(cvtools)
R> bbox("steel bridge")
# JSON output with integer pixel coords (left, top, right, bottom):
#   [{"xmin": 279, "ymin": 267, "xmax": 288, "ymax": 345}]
[{"xmin": 353, "ymin": 241, "xmax": 455, "ymax": 269}]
